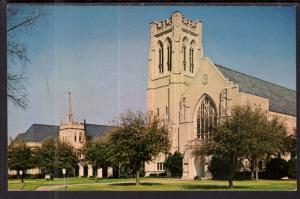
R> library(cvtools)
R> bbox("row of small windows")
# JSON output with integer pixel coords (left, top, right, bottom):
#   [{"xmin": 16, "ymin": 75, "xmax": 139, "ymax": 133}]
[
  {"xmin": 157, "ymin": 162, "xmax": 164, "ymax": 171},
  {"xmin": 158, "ymin": 39, "xmax": 195, "ymax": 74},
  {"xmin": 61, "ymin": 134, "xmax": 83, "ymax": 143}
]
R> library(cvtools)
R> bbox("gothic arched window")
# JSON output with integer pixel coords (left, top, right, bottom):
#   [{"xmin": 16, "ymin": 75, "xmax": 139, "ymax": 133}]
[
  {"xmin": 196, "ymin": 96, "xmax": 217, "ymax": 139},
  {"xmin": 166, "ymin": 38, "xmax": 172, "ymax": 72},
  {"xmin": 158, "ymin": 41, "xmax": 164, "ymax": 73},
  {"xmin": 190, "ymin": 40, "xmax": 196, "ymax": 73},
  {"xmin": 183, "ymin": 45, "xmax": 187, "ymax": 71},
  {"xmin": 182, "ymin": 37, "xmax": 188, "ymax": 72}
]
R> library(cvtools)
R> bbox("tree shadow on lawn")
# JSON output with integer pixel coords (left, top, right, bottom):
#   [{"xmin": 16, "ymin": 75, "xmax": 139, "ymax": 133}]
[
  {"xmin": 183, "ymin": 184, "xmax": 249, "ymax": 190},
  {"xmin": 110, "ymin": 182, "xmax": 162, "ymax": 186}
]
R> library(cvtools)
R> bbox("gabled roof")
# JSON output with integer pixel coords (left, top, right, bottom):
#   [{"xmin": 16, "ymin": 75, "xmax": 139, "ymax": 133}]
[
  {"xmin": 14, "ymin": 124, "xmax": 60, "ymax": 142},
  {"xmin": 216, "ymin": 64, "xmax": 296, "ymax": 116},
  {"xmin": 14, "ymin": 123, "xmax": 113, "ymax": 143},
  {"xmin": 85, "ymin": 124, "xmax": 114, "ymax": 139}
]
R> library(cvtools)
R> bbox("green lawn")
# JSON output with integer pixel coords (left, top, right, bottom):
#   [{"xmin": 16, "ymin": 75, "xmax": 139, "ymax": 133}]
[{"xmin": 8, "ymin": 177, "xmax": 297, "ymax": 191}]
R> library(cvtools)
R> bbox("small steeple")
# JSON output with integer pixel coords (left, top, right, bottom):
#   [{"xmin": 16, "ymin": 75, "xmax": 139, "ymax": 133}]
[{"xmin": 67, "ymin": 91, "xmax": 73, "ymax": 123}]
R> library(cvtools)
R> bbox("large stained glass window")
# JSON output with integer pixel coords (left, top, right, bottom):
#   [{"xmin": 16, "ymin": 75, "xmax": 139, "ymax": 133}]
[{"xmin": 196, "ymin": 96, "xmax": 217, "ymax": 139}]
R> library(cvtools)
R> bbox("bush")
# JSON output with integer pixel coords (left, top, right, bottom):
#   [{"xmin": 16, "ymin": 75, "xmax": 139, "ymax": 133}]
[
  {"xmin": 264, "ymin": 157, "xmax": 288, "ymax": 179},
  {"xmin": 258, "ymin": 171, "xmax": 267, "ymax": 179},
  {"xmin": 288, "ymin": 158, "xmax": 296, "ymax": 179},
  {"xmin": 8, "ymin": 175, "xmax": 18, "ymax": 179},
  {"xmin": 25, "ymin": 174, "xmax": 44, "ymax": 179},
  {"xmin": 149, "ymin": 173, "xmax": 158, "ymax": 177},
  {"xmin": 164, "ymin": 151, "xmax": 183, "ymax": 177},
  {"xmin": 233, "ymin": 172, "xmax": 251, "ymax": 180},
  {"xmin": 158, "ymin": 172, "xmax": 167, "ymax": 177},
  {"xmin": 208, "ymin": 155, "xmax": 231, "ymax": 180}
]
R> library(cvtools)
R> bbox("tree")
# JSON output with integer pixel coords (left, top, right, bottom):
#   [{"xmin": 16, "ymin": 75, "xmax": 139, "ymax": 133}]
[
  {"xmin": 193, "ymin": 105, "xmax": 258, "ymax": 187},
  {"xmin": 7, "ymin": 6, "xmax": 44, "ymax": 109},
  {"xmin": 283, "ymin": 133, "xmax": 296, "ymax": 159},
  {"xmin": 34, "ymin": 139, "xmax": 78, "ymax": 177},
  {"xmin": 56, "ymin": 141, "xmax": 78, "ymax": 176},
  {"xmin": 164, "ymin": 151, "xmax": 183, "ymax": 177},
  {"xmin": 241, "ymin": 106, "xmax": 288, "ymax": 181},
  {"xmin": 83, "ymin": 135, "xmax": 113, "ymax": 182},
  {"xmin": 34, "ymin": 138, "xmax": 56, "ymax": 176},
  {"xmin": 109, "ymin": 111, "xmax": 171, "ymax": 185},
  {"xmin": 193, "ymin": 105, "xmax": 290, "ymax": 187},
  {"xmin": 8, "ymin": 141, "xmax": 34, "ymax": 182}
]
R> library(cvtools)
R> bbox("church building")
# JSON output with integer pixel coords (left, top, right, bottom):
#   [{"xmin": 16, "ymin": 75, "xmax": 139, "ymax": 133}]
[
  {"xmin": 11, "ymin": 92, "xmax": 114, "ymax": 178},
  {"xmin": 145, "ymin": 11, "xmax": 296, "ymax": 179}
]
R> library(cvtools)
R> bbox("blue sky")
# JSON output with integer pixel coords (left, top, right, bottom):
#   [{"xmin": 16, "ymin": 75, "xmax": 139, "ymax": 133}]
[{"xmin": 8, "ymin": 5, "xmax": 296, "ymax": 138}]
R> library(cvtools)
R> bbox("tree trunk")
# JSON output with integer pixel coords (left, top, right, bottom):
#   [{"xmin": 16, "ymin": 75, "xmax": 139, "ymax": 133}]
[
  {"xmin": 255, "ymin": 159, "xmax": 259, "ymax": 181},
  {"xmin": 250, "ymin": 160, "xmax": 255, "ymax": 180},
  {"xmin": 136, "ymin": 170, "xmax": 140, "ymax": 186},
  {"xmin": 94, "ymin": 167, "xmax": 97, "ymax": 182},
  {"xmin": 228, "ymin": 179, "xmax": 233, "ymax": 188},
  {"xmin": 21, "ymin": 174, "xmax": 24, "ymax": 183}
]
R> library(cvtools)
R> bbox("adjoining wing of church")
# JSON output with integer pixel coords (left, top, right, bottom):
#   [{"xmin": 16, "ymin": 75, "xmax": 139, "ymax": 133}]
[{"xmin": 10, "ymin": 11, "xmax": 296, "ymax": 179}]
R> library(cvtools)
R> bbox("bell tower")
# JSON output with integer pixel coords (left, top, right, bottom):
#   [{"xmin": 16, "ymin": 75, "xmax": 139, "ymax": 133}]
[{"xmin": 147, "ymin": 11, "xmax": 203, "ymax": 151}]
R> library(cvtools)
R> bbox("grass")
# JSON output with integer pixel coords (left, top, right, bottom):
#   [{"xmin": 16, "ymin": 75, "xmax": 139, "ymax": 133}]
[{"xmin": 8, "ymin": 177, "xmax": 297, "ymax": 191}]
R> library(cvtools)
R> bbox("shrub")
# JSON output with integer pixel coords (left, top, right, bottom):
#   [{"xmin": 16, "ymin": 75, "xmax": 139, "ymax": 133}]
[
  {"xmin": 149, "ymin": 173, "xmax": 158, "ymax": 177},
  {"xmin": 233, "ymin": 171, "xmax": 251, "ymax": 180},
  {"xmin": 164, "ymin": 151, "xmax": 183, "ymax": 177},
  {"xmin": 8, "ymin": 175, "xmax": 18, "ymax": 179},
  {"xmin": 288, "ymin": 158, "xmax": 296, "ymax": 179},
  {"xmin": 208, "ymin": 155, "xmax": 231, "ymax": 180},
  {"xmin": 264, "ymin": 157, "xmax": 288, "ymax": 179},
  {"xmin": 158, "ymin": 172, "xmax": 167, "ymax": 177}
]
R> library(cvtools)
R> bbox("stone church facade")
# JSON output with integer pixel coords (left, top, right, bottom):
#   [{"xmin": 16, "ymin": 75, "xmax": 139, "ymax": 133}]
[{"xmin": 145, "ymin": 11, "xmax": 296, "ymax": 179}]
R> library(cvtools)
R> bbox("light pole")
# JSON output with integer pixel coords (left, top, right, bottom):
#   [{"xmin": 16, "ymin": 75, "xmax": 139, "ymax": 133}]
[{"xmin": 62, "ymin": 168, "xmax": 66, "ymax": 190}]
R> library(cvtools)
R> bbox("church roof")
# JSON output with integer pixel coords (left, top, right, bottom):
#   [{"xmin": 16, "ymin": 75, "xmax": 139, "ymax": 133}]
[
  {"xmin": 216, "ymin": 64, "xmax": 296, "ymax": 116},
  {"xmin": 14, "ymin": 124, "xmax": 60, "ymax": 142},
  {"xmin": 14, "ymin": 123, "xmax": 113, "ymax": 143}
]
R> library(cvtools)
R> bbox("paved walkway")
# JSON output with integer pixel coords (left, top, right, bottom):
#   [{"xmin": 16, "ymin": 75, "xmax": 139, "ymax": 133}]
[
  {"xmin": 35, "ymin": 179, "xmax": 186, "ymax": 191},
  {"xmin": 36, "ymin": 184, "xmax": 67, "ymax": 191}
]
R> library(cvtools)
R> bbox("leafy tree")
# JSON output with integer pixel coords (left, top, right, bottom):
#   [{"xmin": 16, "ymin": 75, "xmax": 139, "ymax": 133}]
[
  {"xmin": 241, "ymin": 106, "xmax": 288, "ymax": 180},
  {"xmin": 56, "ymin": 141, "xmax": 78, "ymax": 176},
  {"xmin": 194, "ymin": 105, "xmax": 291, "ymax": 187},
  {"xmin": 34, "ymin": 139, "xmax": 78, "ymax": 177},
  {"xmin": 33, "ymin": 138, "xmax": 56, "ymax": 176},
  {"xmin": 109, "ymin": 111, "xmax": 171, "ymax": 185},
  {"xmin": 7, "ymin": 6, "xmax": 44, "ymax": 109},
  {"xmin": 283, "ymin": 134, "xmax": 297, "ymax": 159},
  {"xmin": 8, "ymin": 141, "xmax": 33, "ymax": 182},
  {"xmin": 164, "ymin": 151, "xmax": 183, "ymax": 177},
  {"xmin": 83, "ymin": 135, "xmax": 113, "ymax": 182},
  {"xmin": 193, "ymin": 105, "xmax": 266, "ymax": 188}
]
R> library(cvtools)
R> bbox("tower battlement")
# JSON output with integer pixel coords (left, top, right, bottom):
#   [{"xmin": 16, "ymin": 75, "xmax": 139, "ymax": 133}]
[{"xmin": 151, "ymin": 11, "xmax": 201, "ymax": 32}]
